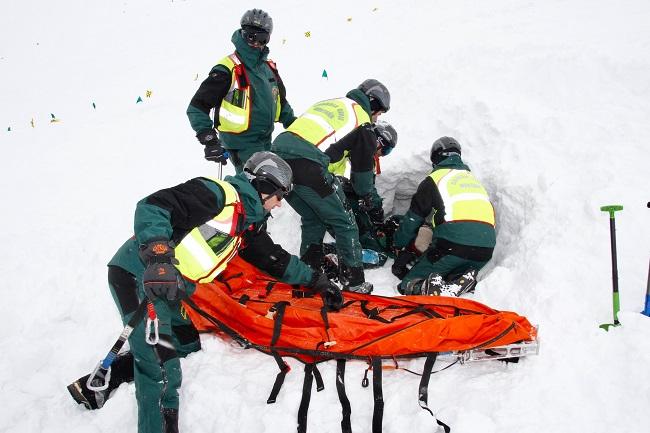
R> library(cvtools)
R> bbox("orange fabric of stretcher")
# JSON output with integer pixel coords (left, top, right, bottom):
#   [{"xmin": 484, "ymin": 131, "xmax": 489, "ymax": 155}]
[{"xmin": 184, "ymin": 256, "xmax": 535, "ymax": 362}]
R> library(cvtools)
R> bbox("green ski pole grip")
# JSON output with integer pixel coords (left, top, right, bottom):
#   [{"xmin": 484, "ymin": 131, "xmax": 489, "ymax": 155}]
[{"xmin": 600, "ymin": 205, "xmax": 623, "ymax": 218}]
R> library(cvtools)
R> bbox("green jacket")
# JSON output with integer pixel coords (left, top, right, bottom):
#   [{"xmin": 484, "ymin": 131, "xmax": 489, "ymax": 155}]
[
  {"xmin": 393, "ymin": 155, "xmax": 496, "ymax": 250},
  {"xmin": 187, "ymin": 30, "xmax": 296, "ymax": 151},
  {"xmin": 272, "ymin": 89, "xmax": 373, "ymax": 170},
  {"xmin": 109, "ymin": 173, "xmax": 313, "ymax": 296}
]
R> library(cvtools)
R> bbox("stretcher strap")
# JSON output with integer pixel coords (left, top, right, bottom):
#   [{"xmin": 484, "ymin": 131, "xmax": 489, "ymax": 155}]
[
  {"xmin": 371, "ymin": 357, "xmax": 384, "ymax": 433},
  {"xmin": 336, "ymin": 359, "xmax": 352, "ymax": 433},
  {"xmin": 266, "ymin": 352, "xmax": 290, "ymax": 404},
  {"xmin": 298, "ymin": 364, "xmax": 315, "ymax": 433},
  {"xmin": 418, "ymin": 354, "xmax": 450, "ymax": 433}
]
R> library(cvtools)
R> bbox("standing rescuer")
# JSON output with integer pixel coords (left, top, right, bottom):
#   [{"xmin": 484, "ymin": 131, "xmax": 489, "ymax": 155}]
[
  {"xmin": 391, "ymin": 137, "xmax": 496, "ymax": 296},
  {"xmin": 67, "ymin": 152, "xmax": 342, "ymax": 433},
  {"xmin": 187, "ymin": 9, "xmax": 296, "ymax": 171},
  {"xmin": 271, "ymin": 79, "xmax": 391, "ymax": 294}
]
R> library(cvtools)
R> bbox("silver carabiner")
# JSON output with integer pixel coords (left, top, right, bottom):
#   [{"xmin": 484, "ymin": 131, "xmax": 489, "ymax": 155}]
[{"xmin": 86, "ymin": 361, "xmax": 112, "ymax": 392}]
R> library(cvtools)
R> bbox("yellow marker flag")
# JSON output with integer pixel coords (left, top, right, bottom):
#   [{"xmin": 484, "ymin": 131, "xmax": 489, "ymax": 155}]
[
  {"xmin": 145, "ymin": 90, "xmax": 152, "ymax": 98},
  {"xmin": 304, "ymin": 31, "xmax": 311, "ymax": 38},
  {"xmin": 30, "ymin": 118, "xmax": 35, "ymax": 128},
  {"xmin": 347, "ymin": 17, "xmax": 352, "ymax": 22}
]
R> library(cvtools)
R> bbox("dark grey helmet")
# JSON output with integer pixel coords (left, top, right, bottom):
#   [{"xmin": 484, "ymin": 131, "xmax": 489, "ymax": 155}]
[
  {"xmin": 358, "ymin": 79, "xmax": 390, "ymax": 112},
  {"xmin": 240, "ymin": 9, "xmax": 273, "ymax": 34},
  {"xmin": 243, "ymin": 151, "xmax": 293, "ymax": 195},
  {"xmin": 374, "ymin": 121, "xmax": 398, "ymax": 149},
  {"xmin": 430, "ymin": 136, "xmax": 461, "ymax": 163}
]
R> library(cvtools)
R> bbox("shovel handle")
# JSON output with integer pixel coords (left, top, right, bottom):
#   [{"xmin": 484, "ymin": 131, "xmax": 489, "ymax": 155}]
[{"xmin": 600, "ymin": 205, "xmax": 623, "ymax": 218}]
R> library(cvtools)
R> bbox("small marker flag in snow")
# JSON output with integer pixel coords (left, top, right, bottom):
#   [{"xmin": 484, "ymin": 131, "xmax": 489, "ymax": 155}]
[
  {"xmin": 50, "ymin": 113, "xmax": 60, "ymax": 123},
  {"xmin": 145, "ymin": 90, "xmax": 152, "ymax": 98},
  {"xmin": 7, "ymin": 127, "xmax": 10, "ymax": 132},
  {"xmin": 92, "ymin": 102, "xmax": 96, "ymax": 109},
  {"xmin": 136, "ymin": 96, "xmax": 143, "ymax": 103},
  {"xmin": 322, "ymin": 69, "xmax": 328, "ymax": 79},
  {"xmin": 30, "ymin": 118, "xmax": 35, "ymax": 128},
  {"xmin": 304, "ymin": 31, "xmax": 311, "ymax": 38},
  {"xmin": 347, "ymin": 17, "xmax": 352, "ymax": 22}
]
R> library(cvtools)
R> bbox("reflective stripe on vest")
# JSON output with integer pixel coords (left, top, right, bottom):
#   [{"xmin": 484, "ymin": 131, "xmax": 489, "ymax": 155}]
[
  {"xmin": 287, "ymin": 98, "xmax": 371, "ymax": 147},
  {"xmin": 216, "ymin": 54, "xmax": 282, "ymax": 134},
  {"xmin": 216, "ymin": 54, "xmax": 251, "ymax": 134},
  {"xmin": 429, "ymin": 169, "xmax": 495, "ymax": 227},
  {"xmin": 174, "ymin": 178, "xmax": 243, "ymax": 283}
]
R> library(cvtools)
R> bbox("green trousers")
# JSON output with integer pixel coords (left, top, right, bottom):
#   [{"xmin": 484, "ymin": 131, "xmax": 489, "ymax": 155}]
[
  {"xmin": 398, "ymin": 252, "xmax": 488, "ymax": 295},
  {"xmin": 108, "ymin": 262, "xmax": 200, "ymax": 433},
  {"xmin": 286, "ymin": 176, "xmax": 362, "ymax": 268},
  {"xmin": 226, "ymin": 144, "xmax": 271, "ymax": 173}
]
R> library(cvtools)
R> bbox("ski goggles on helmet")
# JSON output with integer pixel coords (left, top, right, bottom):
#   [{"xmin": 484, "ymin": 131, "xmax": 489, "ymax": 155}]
[
  {"xmin": 376, "ymin": 135, "xmax": 394, "ymax": 156},
  {"xmin": 241, "ymin": 26, "xmax": 270, "ymax": 46}
]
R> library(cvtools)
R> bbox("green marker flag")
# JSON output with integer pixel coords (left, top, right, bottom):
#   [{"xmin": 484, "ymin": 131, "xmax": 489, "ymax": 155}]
[
  {"xmin": 7, "ymin": 127, "xmax": 10, "ymax": 132},
  {"xmin": 50, "ymin": 113, "xmax": 56, "ymax": 119},
  {"xmin": 322, "ymin": 69, "xmax": 328, "ymax": 79},
  {"xmin": 92, "ymin": 102, "xmax": 96, "ymax": 109},
  {"xmin": 136, "ymin": 96, "xmax": 143, "ymax": 103}
]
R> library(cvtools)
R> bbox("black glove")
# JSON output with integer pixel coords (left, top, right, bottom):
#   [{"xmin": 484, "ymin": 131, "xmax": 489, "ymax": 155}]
[
  {"xmin": 358, "ymin": 194, "xmax": 375, "ymax": 212},
  {"xmin": 391, "ymin": 250, "xmax": 417, "ymax": 280},
  {"xmin": 139, "ymin": 239, "xmax": 186, "ymax": 302},
  {"xmin": 366, "ymin": 206, "xmax": 384, "ymax": 226},
  {"xmin": 197, "ymin": 129, "xmax": 228, "ymax": 165},
  {"xmin": 310, "ymin": 272, "xmax": 344, "ymax": 311}
]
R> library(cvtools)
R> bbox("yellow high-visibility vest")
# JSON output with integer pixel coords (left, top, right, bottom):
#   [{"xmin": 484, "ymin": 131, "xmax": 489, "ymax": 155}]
[
  {"xmin": 174, "ymin": 178, "xmax": 244, "ymax": 283},
  {"xmin": 429, "ymin": 168, "xmax": 495, "ymax": 227},
  {"xmin": 215, "ymin": 53, "xmax": 281, "ymax": 134},
  {"xmin": 287, "ymin": 97, "xmax": 370, "ymax": 147}
]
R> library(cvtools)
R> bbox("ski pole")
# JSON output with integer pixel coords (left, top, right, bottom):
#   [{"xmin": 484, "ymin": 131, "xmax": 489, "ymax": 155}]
[
  {"xmin": 642, "ymin": 202, "xmax": 650, "ymax": 317},
  {"xmin": 642, "ymin": 259, "xmax": 650, "ymax": 317},
  {"xmin": 86, "ymin": 299, "xmax": 150, "ymax": 391},
  {"xmin": 599, "ymin": 205, "xmax": 623, "ymax": 331}
]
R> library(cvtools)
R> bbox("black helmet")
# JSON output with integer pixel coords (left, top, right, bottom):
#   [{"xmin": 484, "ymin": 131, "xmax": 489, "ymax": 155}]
[
  {"xmin": 358, "ymin": 79, "xmax": 390, "ymax": 113},
  {"xmin": 240, "ymin": 9, "xmax": 273, "ymax": 33},
  {"xmin": 430, "ymin": 136, "xmax": 461, "ymax": 164},
  {"xmin": 243, "ymin": 151, "xmax": 293, "ymax": 198},
  {"xmin": 374, "ymin": 121, "xmax": 397, "ymax": 156}
]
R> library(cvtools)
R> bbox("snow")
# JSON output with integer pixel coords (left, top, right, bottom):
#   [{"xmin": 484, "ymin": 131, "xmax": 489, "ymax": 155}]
[{"xmin": 1, "ymin": 0, "xmax": 649, "ymax": 432}]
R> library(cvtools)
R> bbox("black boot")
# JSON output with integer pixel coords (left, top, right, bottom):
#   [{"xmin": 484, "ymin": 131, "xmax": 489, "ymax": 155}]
[
  {"xmin": 67, "ymin": 351, "xmax": 134, "ymax": 410},
  {"xmin": 162, "ymin": 408, "xmax": 179, "ymax": 433},
  {"xmin": 339, "ymin": 264, "xmax": 373, "ymax": 294},
  {"xmin": 300, "ymin": 244, "xmax": 325, "ymax": 269}
]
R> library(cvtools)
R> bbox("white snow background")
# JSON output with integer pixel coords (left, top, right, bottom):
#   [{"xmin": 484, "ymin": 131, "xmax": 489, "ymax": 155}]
[{"xmin": 1, "ymin": 0, "xmax": 649, "ymax": 432}]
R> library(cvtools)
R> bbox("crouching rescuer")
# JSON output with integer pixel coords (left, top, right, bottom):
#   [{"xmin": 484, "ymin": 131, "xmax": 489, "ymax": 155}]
[
  {"xmin": 67, "ymin": 152, "xmax": 343, "ymax": 433},
  {"xmin": 391, "ymin": 137, "xmax": 496, "ymax": 296}
]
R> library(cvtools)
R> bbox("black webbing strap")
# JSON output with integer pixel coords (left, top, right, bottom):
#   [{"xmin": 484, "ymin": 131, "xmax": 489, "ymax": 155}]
[
  {"xmin": 360, "ymin": 301, "xmax": 391, "ymax": 324},
  {"xmin": 238, "ymin": 294, "xmax": 250, "ymax": 305},
  {"xmin": 336, "ymin": 359, "xmax": 352, "ymax": 433},
  {"xmin": 371, "ymin": 357, "xmax": 384, "ymax": 433},
  {"xmin": 265, "ymin": 281, "xmax": 276, "ymax": 297},
  {"xmin": 418, "ymin": 354, "xmax": 450, "ymax": 433},
  {"xmin": 269, "ymin": 301, "xmax": 290, "ymax": 347},
  {"xmin": 313, "ymin": 363, "xmax": 324, "ymax": 391},
  {"xmin": 297, "ymin": 363, "xmax": 315, "ymax": 433},
  {"xmin": 266, "ymin": 352, "xmax": 290, "ymax": 404},
  {"xmin": 267, "ymin": 301, "xmax": 291, "ymax": 404}
]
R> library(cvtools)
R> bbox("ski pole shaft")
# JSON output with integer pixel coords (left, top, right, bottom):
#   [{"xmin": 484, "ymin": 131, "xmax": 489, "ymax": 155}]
[
  {"xmin": 86, "ymin": 299, "xmax": 149, "ymax": 391},
  {"xmin": 600, "ymin": 205, "xmax": 623, "ymax": 324}
]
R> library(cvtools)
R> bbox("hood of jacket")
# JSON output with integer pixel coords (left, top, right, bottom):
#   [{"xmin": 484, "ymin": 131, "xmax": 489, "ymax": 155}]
[
  {"xmin": 225, "ymin": 172, "xmax": 267, "ymax": 226},
  {"xmin": 432, "ymin": 154, "xmax": 470, "ymax": 171},
  {"xmin": 345, "ymin": 88, "xmax": 372, "ymax": 117},
  {"xmin": 232, "ymin": 29, "xmax": 270, "ymax": 67}
]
